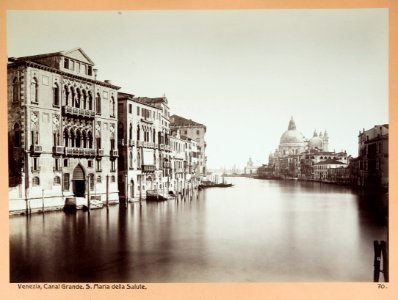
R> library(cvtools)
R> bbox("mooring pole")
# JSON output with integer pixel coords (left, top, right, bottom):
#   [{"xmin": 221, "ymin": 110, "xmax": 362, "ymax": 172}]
[
  {"xmin": 373, "ymin": 240, "xmax": 382, "ymax": 282},
  {"xmin": 42, "ymin": 189, "xmax": 45, "ymax": 214},
  {"xmin": 87, "ymin": 175, "xmax": 91, "ymax": 213},
  {"xmin": 381, "ymin": 241, "xmax": 389, "ymax": 282},
  {"xmin": 106, "ymin": 175, "xmax": 109, "ymax": 207}
]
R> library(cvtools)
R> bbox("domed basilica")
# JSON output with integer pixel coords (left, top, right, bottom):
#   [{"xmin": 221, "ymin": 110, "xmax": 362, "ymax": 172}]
[{"xmin": 277, "ymin": 117, "xmax": 328, "ymax": 157}]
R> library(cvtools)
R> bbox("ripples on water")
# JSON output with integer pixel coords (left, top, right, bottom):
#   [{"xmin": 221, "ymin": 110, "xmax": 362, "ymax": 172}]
[{"xmin": 10, "ymin": 178, "xmax": 387, "ymax": 282}]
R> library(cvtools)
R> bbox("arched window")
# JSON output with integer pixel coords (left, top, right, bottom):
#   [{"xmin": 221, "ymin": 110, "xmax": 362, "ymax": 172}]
[
  {"xmin": 82, "ymin": 90, "xmax": 87, "ymax": 109},
  {"xmin": 64, "ymin": 85, "xmax": 69, "ymax": 106},
  {"xmin": 63, "ymin": 128, "xmax": 69, "ymax": 147},
  {"xmin": 137, "ymin": 126, "xmax": 140, "ymax": 141},
  {"xmin": 54, "ymin": 176, "xmax": 61, "ymax": 185},
  {"xmin": 137, "ymin": 151, "xmax": 141, "ymax": 168},
  {"xmin": 153, "ymin": 129, "xmax": 156, "ymax": 143},
  {"xmin": 32, "ymin": 176, "xmax": 40, "ymax": 186},
  {"xmin": 76, "ymin": 130, "xmax": 81, "ymax": 148},
  {"xmin": 70, "ymin": 130, "xmax": 75, "ymax": 147},
  {"xmin": 96, "ymin": 93, "xmax": 101, "ymax": 114},
  {"xmin": 87, "ymin": 131, "xmax": 93, "ymax": 148},
  {"xmin": 129, "ymin": 123, "xmax": 133, "ymax": 140},
  {"xmin": 82, "ymin": 131, "xmax": 87, "ymax": 148},
  {"xmin": 111, "ymin": 175, "xmax": 116, "ymax": 183},
  {"xmin": 14, "ymin": 123, "xmax": 21, "ymax": 147},
  {"xmin": 88, "ymin": 92, "xmax": 93, "ymax": 110},
  {"xmin": 75, "ymin": 88, "xmax": 81, "ymax": 108},
  {"xmin": 97, "ymin": 175, "xmax": 102, "ymax": 183},
  {"xmin": 53, "ymin": 83, "xmax": 60, "ymax": 106},
  {"xmin": 13, "ymin": 77, "xmax": 19, "ymax": 103},
  {"xmin": 70, "ymin": 87, "xmax": 75, "ymax": 107},
  {"xmin": 129, "ymin": 151, "xmax": 133, "ymax": 169},
  {"xmin": 31, "ymin": 77, "xmax": 38, "ymax": 103},
  {"xmin": 110, "ymin": 97, "xmax": 115, "ymax": 117}
]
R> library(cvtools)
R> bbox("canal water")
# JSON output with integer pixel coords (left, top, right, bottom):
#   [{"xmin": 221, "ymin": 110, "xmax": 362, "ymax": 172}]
[{"xmin": 10, "ymin": 177, "xmax": 387, "ymax": 282}]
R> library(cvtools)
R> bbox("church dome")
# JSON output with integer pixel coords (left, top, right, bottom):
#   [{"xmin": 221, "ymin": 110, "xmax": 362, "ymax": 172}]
[
  {"xmin": 309, "ymin": 136, "xmax": 323, "ymax": 149},
  {"xmin": 279, "ymin": 117, "xmax": 305, "ymax": 144}
]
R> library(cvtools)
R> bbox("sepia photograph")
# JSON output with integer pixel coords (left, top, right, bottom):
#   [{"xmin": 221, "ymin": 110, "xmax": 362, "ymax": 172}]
[{"xmin": 3, "ymin": 1, "xmax": 395, "ymax": 298}]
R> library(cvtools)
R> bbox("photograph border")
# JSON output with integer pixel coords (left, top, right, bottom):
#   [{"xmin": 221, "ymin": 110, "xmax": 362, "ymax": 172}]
[{"xmin": 0, "ymin": 0, "xmax": 397, "ymax": 299}]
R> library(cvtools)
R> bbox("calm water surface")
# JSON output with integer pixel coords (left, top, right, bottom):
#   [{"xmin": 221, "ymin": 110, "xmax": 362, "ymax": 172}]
[{"xmin": 10, "ymin": 177, "xmax": 387, "ymax": 282}]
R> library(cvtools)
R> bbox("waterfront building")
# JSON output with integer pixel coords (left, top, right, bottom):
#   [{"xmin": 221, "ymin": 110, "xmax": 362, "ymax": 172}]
[
  {"xmin": 244, "ymin": 157, "xmax": 258, "ymax": 175},
  {"xmin": 299, "ymin": 150, "xmax": 349, "ymax": 180},
  {"xmin": 313, "ymin": 159, "xmax": 348, "ymax": 181},
  {"xmin": 8, "ymin": 48, "xmax": 120, "ymax": 213},
  {"xmin": 268, "ymin": 117, "xmax": 347, "ymax": 180},
  {"xmin": 117, "ymin": 92, "xmax": 171, "ymax": 201},
  {"xmin": 170, "ymin": 115, "xmax": 207, "ymax": 176},
  {"xmin": 356, "ymin": 125, "xmax": 389, "ymax": 189}
]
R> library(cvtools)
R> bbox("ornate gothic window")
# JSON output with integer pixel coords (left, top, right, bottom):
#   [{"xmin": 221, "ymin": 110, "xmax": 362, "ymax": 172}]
[
  {"xmin": 88, "ymin": 92, "xmax": 93, "ymax": 110},
  {"xmin": 64, "ymin": 85, "xmax": 69, "ymax": 106}
]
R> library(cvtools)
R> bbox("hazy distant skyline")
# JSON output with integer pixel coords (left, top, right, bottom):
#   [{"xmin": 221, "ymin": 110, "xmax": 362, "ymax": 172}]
[{"xmin": 7, "ymin": 9, "xmax": 388, "ymax": 169}]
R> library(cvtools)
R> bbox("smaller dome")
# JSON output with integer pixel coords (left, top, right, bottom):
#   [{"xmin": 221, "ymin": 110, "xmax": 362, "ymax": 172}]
[{"xmin": 309, "ymin": 136, "xmax": 323, "ymax": 149}]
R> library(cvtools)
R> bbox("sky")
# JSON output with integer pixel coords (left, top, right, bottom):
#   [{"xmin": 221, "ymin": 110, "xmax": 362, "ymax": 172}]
[{"xmin": 7, "ymin": 9, "xmax": 388, "ymax": 170}]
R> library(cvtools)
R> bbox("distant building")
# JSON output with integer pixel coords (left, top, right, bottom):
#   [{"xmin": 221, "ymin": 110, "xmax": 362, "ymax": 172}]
[
  {"xmin": 8, "ymin": 48, "xmax": 120, "ymax": 213},
  {"xmin": 170, "ymin": 115, "xmax": 207, "ymax": 176},
  {"xmin": 269, "ymin": 117, "xmax": 348, "ymax": 181},
  {"xmin": 356, "ymin": 125, "xmax": 389, "ymax": 189},
  {"xmin": 244, "ymin": 157, "xmax": 258, "ymax": 175},
  {"xmin": 117, "ymin": 92, "xmax": 171, "ymax": 201}
]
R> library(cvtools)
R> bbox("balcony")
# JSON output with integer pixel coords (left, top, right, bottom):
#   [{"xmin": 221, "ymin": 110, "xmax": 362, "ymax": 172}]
[
  {"xmin": 137, "ymin": 141, "xmax": 144, "ymax": 147},
  {"xmin": 30, "ymin": 144, "xmax": 42, "ymax": 155},
  {"xmin": 141, "ymin": 117, "xmax": 153, "ymax": 124},
  {"xmin": 165, "ymin": 145, "xmax": 171, "ymax": 152},
  {"xmin": 84, "ymin": 149, "xmax": 96, "ymax": 156},
  {"xmin": 159, "ymin": 144, "xmax": 165, "ymax": 150},
  {"xmin": 53, "ymin": 146, "xmax": 65, "ymax": 155},
  {"xmin": 64, "ymin": 147, "xmax": 97, "ymax": 157},
  {"xmin": 142, "ymin": 165, "xmax": 155, "ymax": 172},
  {"xmin": 129, "ymin": 139, "xmax": 135, "ymax": 147},
  {"xmin": 62, "ymin": 105, "xmax": 95, "ymax": 119},
  {"xmin": 110, "ymin": 149, "xmax": 119, "ymax": 157}
]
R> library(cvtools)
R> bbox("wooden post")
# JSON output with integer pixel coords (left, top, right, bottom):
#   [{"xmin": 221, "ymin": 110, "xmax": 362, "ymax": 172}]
[
  {"xmin": 381, "ymin": 241, "xmax": 389, "ymax": 282},
  {"xmin": 106, "ymin": 175, "xmax": 109, "ymax": 207},
  {"xmin": 87, "ymin": 175, "xmax": 91, "ymax": 212},
  {"xmin": 139, "ymin": 175, "xmax": 142, "ymax": 207},
  {"xmin": 42, "ymin": 189, "xmax": 45, "ymax": 213},
  {"xmin": 125, "ymin": 174, "xmax": 128, "ymax": 208},
  {"xmin": 374, "ymin": 240, "xmax": 382, "ymax": 282}
]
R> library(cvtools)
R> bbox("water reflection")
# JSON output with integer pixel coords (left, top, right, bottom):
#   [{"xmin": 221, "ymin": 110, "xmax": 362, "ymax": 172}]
[{"xmin": 10, "ymin": 178, "xmax": 387, "ymax": 282}]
